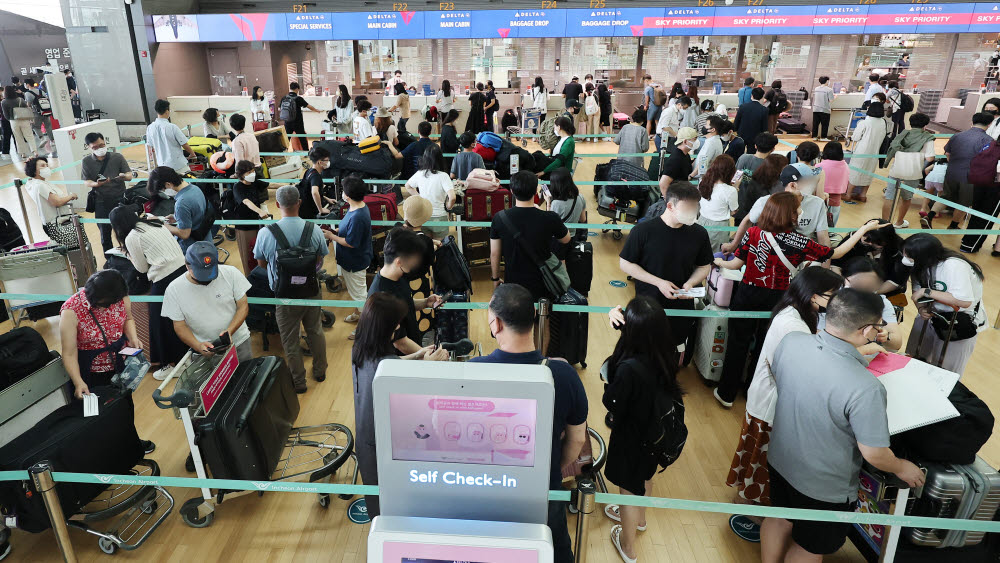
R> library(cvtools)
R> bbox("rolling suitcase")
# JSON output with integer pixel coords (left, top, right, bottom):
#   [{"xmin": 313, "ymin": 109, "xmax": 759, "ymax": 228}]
[
  {"xmin": 693, "ymin": 305, "xmax": 728, "ymax": 383},
  {"xmin": 706, "ymin": 255, "xmax": 738, "ymax": 308},
  {"xmin": 196, "ymin": 356, "xmax": 299, "ymax": 482},
  {"xmin": 603, "ymin": 159, "xmax": 650, "ymax": 201},
  {"xmin": 776, "ymin": 118, "xmax": 808, "ymax": 135},
  {"xmin": 463, "ymin": 188, "xmax": 511, "ymax": 221},
  {"xmin": 0, "ymin": 387, "xmax": 143, "ymax": 533},
  {"xmin": 434, "ymin": 290, "xmax": 469, "ymax": 344},
  {"xmin": 593, "ymin": 161, "xmax": 611, "ymax": 199},
  {"xmin": 565, "ymin": 240, "xmax": 593, "ymax": 295},
  {"xmin": 187, "ymin": 136, "xmax": 223, "ymax": 159},
  {"xmin": 547, "ymin": 288, "xmax": 588, "ymax": 368},
  {"xmin": 246, "ymin": 266, "xmax": 280, "ymax": 351},
  {"xmin": 905, "ymin": 457, "xmax": 1000, "ymax": 548},
  {"xmin": 460, "ymin": 226, "xmax": 492, "ymax": 267}
]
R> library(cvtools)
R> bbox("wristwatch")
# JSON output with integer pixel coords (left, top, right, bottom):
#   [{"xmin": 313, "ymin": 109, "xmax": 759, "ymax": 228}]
[{"xmin": 491, "ymin": 277, "xmax": 501, "ymax": 282}]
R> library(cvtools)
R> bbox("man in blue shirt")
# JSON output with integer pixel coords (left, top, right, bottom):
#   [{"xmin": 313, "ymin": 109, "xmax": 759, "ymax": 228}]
[
  {"xmin": 469, "ymin": 284, "xmax": 588, "ymax": 563},
  {"xmin": 327, "ymin": 176, "xmax": 372, "ymax": 328},
  {"xmin": 253, "ymin": 186, "xmax": 334, "ymax": 393},
  {"xmin": 149, "ymin": 166, "xmax": 209, "ymax": 252},
  {"xmin": 738, "ymin": 77, "xmax": 755, "ymax": 106},
  {"xmin": 146, "ymin": 99, "xmax": 193, "ymax": 173},
  {"xmin": 400, "ymin": 121, "xmax": 435, "ymax": 178}
]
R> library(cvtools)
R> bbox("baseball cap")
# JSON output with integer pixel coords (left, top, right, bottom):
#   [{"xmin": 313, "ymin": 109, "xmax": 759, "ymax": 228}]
[
  {"xmin": 402, "ymin": 195, "xmax": 433, "ymax": 227},
  {"xmin": 675, "ymin": 127, "xmax": 698, "ymax": 142},
  {"xmin": 185, "ymin": 241, "xmax": 219, "ymax": 283},
  {"xmin": 779, "ymin": 165, "xmax": 801, "ymax": 186}
]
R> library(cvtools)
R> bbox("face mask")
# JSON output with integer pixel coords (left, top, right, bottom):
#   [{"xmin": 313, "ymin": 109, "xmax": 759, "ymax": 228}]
[
  {"xmin": 244, "ymin": 172, "xmax": 256, "ymax": 183},
  {"xmin": 39, "ymin": 167, "xmax": 52, "ymax": 179},
  {"xmin": 163, "ymin": 188, "xmax": 178, "ymax": 198},
  {"xmin": 798, "ymin": 184, "xmax": 815, "ymax": 197},
  {"xmin": 675, "ymin": 208, "xmax": 698, "ymax": 226},
  {"xmin": 700, "ymin": 126, "xmax": 709, "ymax": 136},
  {"xmin": 901, "ymin": 256, "xmax": 915, "ymax": 267},
  {"xmin": 93, "ymin": 147, "xmax": 108, "ymax": 158},
  {"xmin": 553, "ymin": 128, "xmax": 561, "ymax": 136}
]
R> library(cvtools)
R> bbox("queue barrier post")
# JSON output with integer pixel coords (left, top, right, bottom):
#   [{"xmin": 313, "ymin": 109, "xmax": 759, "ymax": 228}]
[
  {"xmin": 573, "ymin": 479, "xmax": 596, "ymax": 563},
  {"xmin": 12, "ymin": 179, "xmax": 34, "ymax": 245},
  {"xmin": 889, "ymin": 178, "xmax": 902, "ymax": 224},
  {"xmin": 29, "ymin": 461, "xmax": 77, "ymax": 563},
  {"xmin": 537, "ymin": 298, "xmax": 552, "ymax": 352}
]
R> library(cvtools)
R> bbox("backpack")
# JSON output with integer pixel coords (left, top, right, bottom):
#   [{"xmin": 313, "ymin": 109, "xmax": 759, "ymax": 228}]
[
  {"xmin": 899, "ymin": 92, "xmax": 914, "ymax": 113},
  {"xmin": 585, "ymin": 93, "xmax": 599, "ymax": 116},
  {"xmin": 0, "ymin": 327, "xmax": 54, "ymax": 389},
  {"xmin": 476, "ymin": 131, "xmax": 503, "ymax": 151},
  {"xmin": 774, "ymin": 91, "xmax": 789, "ymax": 114},
  {"xmin": 267, "ymin": 222, "xmax": 320, "ymax": 299},
  {"xmin": 221, "ymin": 188, "xmax": 239, "ymax": 220},
  {"xmin": 653, "ymin": 86, "xmax": 667, "ymax": 107},
  {"xmin": 189, "ymin": 182, "xmax": 221, "ymax": 243},
  {"xmin": 0, "ymin": 207, "xmax": 26, "ymax": 251},
  {"xmin": 103, "ymin": 252, "xmax": 151, "ymax": 295},
  {"xmin": 968, "ymin": 140, "xmax": 1000, "ymax": 186},
  {"xmin": 500, "ymin": 109, "xmax": 518, "ymax": 130},
  {"xmin": 538, "ymin": 117, "xmax": 559, "ymax": 151},
  {"xmin": 432, "ymin": 235, "xmax": 472, "ymax": 292},
  {"xmin": 279, "ymin": 93, "xmax": 299, "ymax": 122},
  {"xmin": 624, "ymin": 358, "xmax": 688, "ymax": 472}
]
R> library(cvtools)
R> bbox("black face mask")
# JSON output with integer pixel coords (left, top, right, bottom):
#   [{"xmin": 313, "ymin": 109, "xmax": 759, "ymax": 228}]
[{"xmin": 700, "ymin": 126, "xmax": 709, "ymax": 136}]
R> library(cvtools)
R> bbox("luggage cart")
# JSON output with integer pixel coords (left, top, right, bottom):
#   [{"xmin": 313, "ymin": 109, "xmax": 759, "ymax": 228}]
[
  {"xmin": 832, "ymin": 108, "xmax": 866, "ymax": 148},
  {"xmin": 152, "ymin": 350, "xmax": 357, "ymax": 528},
  {"xmin": 509, "ymin": 108, "xmax": 541, "ymax": 147},
  {"xmin": 0, "ymin": 243, "xmax": 77, "ymax": 327}
]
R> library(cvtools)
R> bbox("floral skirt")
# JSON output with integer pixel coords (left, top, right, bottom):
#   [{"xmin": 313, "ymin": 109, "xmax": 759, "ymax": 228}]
[{"xmin": 725, "ymin": 411, "xmax": 772, "ymax": 505}]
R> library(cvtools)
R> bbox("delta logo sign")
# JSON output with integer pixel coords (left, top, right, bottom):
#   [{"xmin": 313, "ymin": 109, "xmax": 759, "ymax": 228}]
[{"xmin": 367, "ymin": 11, "xmax": 417, "ymax": 30}]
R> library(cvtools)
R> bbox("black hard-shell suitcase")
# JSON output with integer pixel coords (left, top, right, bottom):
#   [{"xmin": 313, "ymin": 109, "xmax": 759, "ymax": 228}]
[
  {"xmin": 246, "ymin": 266, "xmax": 280, "ymax": 351},
  {"xmin": 547, "ymin": 288, "xmax": 588, "ymax": 368},
  {"xmin": 593, "ymin": 162, "xmax": 611, "ymax": 199},
  {"xmin": 0, "ymin": 326, "xmax": 55, "ymax": 390},
  {"xmin": 196, "ymin": 356, "xmax": 299, "ymax": 482},
  {"xmin": 565, "ymin": 240, "xmax": 593, "ymax": 295},
  {"xmin": 776, "ymin": 118, "xmax": 808, "ymax": 134},
  {"xmin": 0, "ymin": 387, "xmax": 143, "ymax": 532},
  {"xmin": 435, "ymin": 290, "xmax": 469, "ymax": 344},
  {"xmin": 603, "ymin": 159, "xmax": 650, "ymax": 201}
]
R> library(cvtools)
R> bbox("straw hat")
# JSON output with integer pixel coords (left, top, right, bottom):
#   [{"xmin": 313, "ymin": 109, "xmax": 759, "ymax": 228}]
[
  {"xmin": 374, "ymin": 107, "xmax": 392, "ymax": 119},
  {"xmin": 402, "ymin": 196, "xmax": 433, "ymax": 227}
]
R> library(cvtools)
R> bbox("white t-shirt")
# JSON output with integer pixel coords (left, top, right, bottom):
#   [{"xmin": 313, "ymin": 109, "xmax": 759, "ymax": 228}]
[
  {"xmin": 699, "ymin": 182, "xmax": 738, "ymax": 222},
  {"xmin": 353, "ymin": 115, "xmax": 376, "ymax": 140},
  {"xmin": 694, "ymin": 136, "xmax": 723, "ymax": 178},
  {"xmin": 531, "ymin": 87, "xmax": 548, "ymax": 111},
  {"xmin": 162, "ymin": 264, "xmax": 253, "ymax": 346},
  {"xmin": 436, "ymin": 92, "xmax": 456, "ymax": 113},
  {"xmin": 383, "ymin": 123, "xmax": 398, "ymax": 144},
  {"xmin": 25, "ymin": 178, "xmax": 70, "ymax": 224},
  {"xmin": 790, "ymin": 162, "xmax": 824, "ymax": 196},
  {"xmin": 406, "ymin": 171, "xmax": 455, "ymax": 216},
  {"xmin": 913, "ymin": 257, "xmax": 988, "ymax": 331},
  {"xmin": 746, "ymin": 306, "xmax": 811, "ymax": 423}
]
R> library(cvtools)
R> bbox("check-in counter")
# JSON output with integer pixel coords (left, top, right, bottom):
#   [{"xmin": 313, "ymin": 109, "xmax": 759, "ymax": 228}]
[
  {"xmin": 945, "ymin": 92, "xmax": 994, "ymax": 130},
  {"xmin": 798, "ymin": 93, "xmax": 922, "ymax": 138}
]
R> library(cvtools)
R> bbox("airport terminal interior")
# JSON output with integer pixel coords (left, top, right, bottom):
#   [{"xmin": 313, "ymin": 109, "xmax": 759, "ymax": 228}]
[{"xmin": 3, "ymin": 1, "xmax": 1000, "ymax": 562}]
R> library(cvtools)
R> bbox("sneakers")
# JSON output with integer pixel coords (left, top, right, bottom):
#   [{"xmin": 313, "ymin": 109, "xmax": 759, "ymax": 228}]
[
  {"xmin": 611, "ymin": 525, "xmax": 638, "ymax": 563},
  {"xmin": 345, "ymin": 312, "xmax": 360, "ymax": 323},
  {"xmin": 820, "ymin": 138, "xmax": 831, "ymax": 142},
  {"xmin": 294, "ymin": 386, "xmax": 307, "ymax": 395},
  {"xmin": 920, "ymin": 215, "xmax": 933, "ymax": 229},
  {"xmin": 604, "ymin": 504, "xmax": 647, "ymax": 531},
  {"xmin": 714, "ymin": 388, "xmax": 733, "ymax": 408},
  {"xmin": 313, "ymin": 373, "xmax": 326, "ymax": 383},
  {"xmin": 893, "ymin": 220, "xmax": 909, "ymax": 229},
  {"xmin": 141, "ymin": 440, "xmax": 156, "ymax": 455},
  {"xmin": 152, "ymin": 366, "xmax": 173, "ymax": 381},
  {"xmin": 348, "ymin": 330, "xmax": 356, "ymax": 340},
  {"xmin": 729, "ymin": 515, "xmax": 762, "ymax": 542}
]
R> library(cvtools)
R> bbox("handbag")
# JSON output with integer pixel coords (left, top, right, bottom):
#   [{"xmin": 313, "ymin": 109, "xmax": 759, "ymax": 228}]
[
  {"xmin": 252, "ymin": 111, "xmax": 269, "ymax": 132},
  {"xmin": 43, "ymin": 212, "xmax": 90, "ymax": 249},
  {"xmin": 497, "ymin": 211, "xmax": 570, "ymax": 298},
  {"xmin": 12, "ymin": 106, "xmax": 33, "ymax": 120},
  {"xmin": 930, "ymin": 302, "xmax": 983, "ymax": 342}
]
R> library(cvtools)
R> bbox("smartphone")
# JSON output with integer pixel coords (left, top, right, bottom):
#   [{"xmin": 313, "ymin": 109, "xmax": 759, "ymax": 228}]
[
  {"xmin": 435, "ymin": 291, "xmax": 454, "ymax": 308},
  {"xmin": 731, "ymin": 169, "xmax": 744, "ymax": 185},
  {"xmin": 217, "ymin": 331, "xmax": 232, "ymax": 348},
  {"xmin": 541, "ymin": 184, "xmax": 551, "ymax": 199},
  {"xmin": 119, "ymin": 347, "xmax": 142, "ymax": 356}
]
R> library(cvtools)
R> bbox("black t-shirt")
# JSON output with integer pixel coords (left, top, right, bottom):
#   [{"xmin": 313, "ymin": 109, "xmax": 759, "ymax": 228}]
[
  {"xmin": 660, "ymin": 147, "xmax": 693, "ymax": 182},
  {"xmin": 286, "ymin": 95, "xmax": 309, "ymax": 129},
  {"xmin": 485, "ymin": 90, "xmax": 498, "ymax": 115},
  {"xmin": 490, "ymin": 207, "xmax": 569, "ymax": 299},
  {"xmin": 298, "ymin": 169, "xmax": 323, "ymax": 220},
  {"xmin": 619, "ymin": 217, "xmax": 713, "ymax": 306},
  {"xmin": 832, "ymin": 241, "xmax": 911, "ymax": 296},
  {"xmin": 232, "ymin": 179, "xmax": 269, "ymax": 230},
  {"xmin": 369, "ymin": 273, "xmax": 420, "ymax": 344},
  {"xmin": 562, "ymin": 83, "xmax": 584, "ymax": 106}
]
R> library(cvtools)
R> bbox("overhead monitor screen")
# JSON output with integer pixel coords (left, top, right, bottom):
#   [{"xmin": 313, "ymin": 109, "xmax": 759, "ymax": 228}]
[{"xmin": 389, "ymin": 393, "xmax": 537, "ymax": 468}]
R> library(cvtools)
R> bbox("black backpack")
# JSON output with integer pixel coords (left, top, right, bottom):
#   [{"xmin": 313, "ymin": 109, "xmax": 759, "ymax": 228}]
[
  {"xmin": 268, "ymin": 222, "xmax": 320, "ymax": 299},
  {"xmin": 221, "ymin": 188, "xmax": 239, "ymax": 220},
  {"xmin": 189, "ymin": 182, "xmax": 220, "ymax": 243},
  {"xmin": 0, "ymin": 207, "xmax": 26, "ymax": 251},
  {"xmin": 279, "ymin": 93, "xmax": 299, "ymax": 122},
  {"xmin": 433, "ymin": 235, "xmax": 473, "ymax": 292},
  {"xmin": 103, "ymin": 253, "xmax": 151, "ymax": 295},
  {"xmin": 899, "ymin": 92, "xmax": 914, "ymax": 113},
  {"xmin": 0, "ymin": 327, "xmax": 54, "ymax": 389},
  {"xmin": 625, "ymin": 358, "xmax": 688, "ymax": 472}
]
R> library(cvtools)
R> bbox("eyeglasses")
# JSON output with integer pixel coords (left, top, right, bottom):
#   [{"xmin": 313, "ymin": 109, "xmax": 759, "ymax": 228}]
[{"xmin": 864, "ymin": 321, "xmax": 889, "ymax": 331}]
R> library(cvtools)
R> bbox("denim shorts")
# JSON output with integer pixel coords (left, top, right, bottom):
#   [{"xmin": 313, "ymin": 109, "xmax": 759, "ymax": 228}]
[{"xmin": 884, "ymin": 177, "xmax": 915, "ymax": 201}]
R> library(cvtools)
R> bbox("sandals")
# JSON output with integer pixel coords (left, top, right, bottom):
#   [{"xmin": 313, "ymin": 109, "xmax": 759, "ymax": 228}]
[
  {"xmin": 604, "ymin": 504, "xmax": 646, "ymax": 531},
  {"xmin": 611, "ymin": 525, "xmax": 638, "ymax": 563}
]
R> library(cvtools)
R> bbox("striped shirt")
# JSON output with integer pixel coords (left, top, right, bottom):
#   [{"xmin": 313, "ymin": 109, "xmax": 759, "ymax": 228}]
[{"xmin": 124, "ymin": 223, "xmax": 186, "ymax": 283}]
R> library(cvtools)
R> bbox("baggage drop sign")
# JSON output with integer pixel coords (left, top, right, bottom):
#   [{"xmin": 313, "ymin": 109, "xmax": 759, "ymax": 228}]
[{"xmin": 200, "ymin": 346, "xmax": 240, "ymax": 415}]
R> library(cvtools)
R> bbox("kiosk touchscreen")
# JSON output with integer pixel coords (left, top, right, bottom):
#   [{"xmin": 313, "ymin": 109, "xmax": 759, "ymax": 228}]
[
  {"xmin": 368, "ymin": 515, "xmax": 553, "ymax": 563},
  {"xmin": 373, "ymin": 360, "xmax": 554, "ymax": 524}
]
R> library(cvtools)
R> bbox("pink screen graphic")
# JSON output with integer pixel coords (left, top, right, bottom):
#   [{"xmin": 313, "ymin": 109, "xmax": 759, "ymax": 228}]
[
  {"xmin": 389, "ymin": 394, "xmax": 537, "ymax": 467},
  {"xmin": 385, "ymin": 541, "xmax": 538, "ymax": 563}
]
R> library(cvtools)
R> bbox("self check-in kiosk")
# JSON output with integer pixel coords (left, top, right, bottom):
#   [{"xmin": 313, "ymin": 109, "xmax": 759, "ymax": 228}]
[{"xmin": 368, "ymin": 360, "xmax": 555, "ymax": 562}]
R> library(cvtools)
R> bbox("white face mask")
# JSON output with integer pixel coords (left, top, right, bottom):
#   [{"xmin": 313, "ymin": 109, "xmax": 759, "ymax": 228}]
[
  {"xmin": 553, "ymin": 127, "xmax": 562, "ymax": 137},
  {"xmin": 39, "ymin": 166, "xmax": 52, "ymax": 179},
  {"xmin": 163, "ymin": 188, "xmax": 178, "ymax": 198},
  {"xmin": 92, "ymin": 147, "xmax": 108, "ymax": 158},
  {"xmin": 244, "ymin": 172, "xmax": 256, "ymax": 183},
  {"xmin": 901, "ymin": 256, "xmax": 915, "ymax": 267},
  {"xmin": 798, "ymin": 184, "xmax": 815, "ymax": 196},
  {"xmin": 674, "ymin": 206, "xmax": 698, "ymax": 226}
]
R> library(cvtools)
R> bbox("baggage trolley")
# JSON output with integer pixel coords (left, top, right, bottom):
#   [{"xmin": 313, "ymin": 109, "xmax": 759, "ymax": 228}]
[
  {"xmin": 152, "ymin": 350, "xmax": 357, "ymax": 528},
  {"xmin": 832, "ymin": 108, "xmax": 866, "ymax": 149},
  {"xmin": 0, "ymin": 243, "xmax": 77, "ymax": 327},
  {"xmin": 510, "ymin": 108, "xmax": 541, "ymax": 147}
]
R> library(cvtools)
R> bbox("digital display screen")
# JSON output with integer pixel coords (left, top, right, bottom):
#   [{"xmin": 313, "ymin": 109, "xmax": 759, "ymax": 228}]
[
  {"xmin": 389, "ymin": 394, "xmax": 537, "ymax": 468},
  {"xmin": 385, "ymin": 542, "xmax": 537, "ymax": 563}
]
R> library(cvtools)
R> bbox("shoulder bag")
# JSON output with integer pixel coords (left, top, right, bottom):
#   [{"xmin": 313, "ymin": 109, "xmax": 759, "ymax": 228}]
[
  {"xmin": 85, "ymin": 154, "xmax": 112, "ymax": 213},
  {"xmin": 762, "ymin": 230, "xmax": 801, "ymax": 280},
  {"xmin": 497, "ymin": 210, "xmax": 570, "ymax": 298}
]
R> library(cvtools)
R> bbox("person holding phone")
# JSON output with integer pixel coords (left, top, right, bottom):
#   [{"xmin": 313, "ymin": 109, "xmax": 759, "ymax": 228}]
[
  {"xmin": 161, "ymin": 241, "xmax": 254, "ymax": 363},
  {"xmin": 82, "ymin": 131, "xmax": 135, "ymax": 252}
]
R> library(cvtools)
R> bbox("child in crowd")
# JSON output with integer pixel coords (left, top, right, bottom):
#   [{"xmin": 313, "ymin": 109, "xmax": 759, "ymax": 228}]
[
  {"xmin": 613, "ymin": 109, "xmax": 649, "ymax": 169},
  {"xmin": 353, "ymin": 100, "xmax": 376, "ymax": 140},
  {"xmin": 817, "ymin": 142, "xmax": 850, "ymax": 226},
  {"xmin": 919, "ymin": 157, "xmax": 948, "ymax": 218},
  {"xmin": 450, "ymin": 132, "xmax": 485, "ymax": 181}
]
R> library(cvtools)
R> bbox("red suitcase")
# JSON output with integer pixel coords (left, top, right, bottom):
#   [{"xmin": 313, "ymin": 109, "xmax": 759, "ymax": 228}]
[
  {"xmin": 343, "ymin": 194, "xmax": 398, "ymax": 222},
  {"xmin": 463, "ymin": 188, "xmax": 511, "ymax": 221}
]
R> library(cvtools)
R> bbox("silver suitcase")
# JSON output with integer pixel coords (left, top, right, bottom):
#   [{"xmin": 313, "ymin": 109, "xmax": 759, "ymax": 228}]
[
  {"xmin": 693, "ymin": 305, "xmax": 728, "ymax": 383},
  {"xmin": 906, "ymin": 456, "xmax": 1000, "ymax": 548}
]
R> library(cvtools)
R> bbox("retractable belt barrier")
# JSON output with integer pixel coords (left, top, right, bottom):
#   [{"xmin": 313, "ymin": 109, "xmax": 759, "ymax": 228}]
[
  {"xmin": 0, "ymin": 140, "xmax": 148, "ymax": 193},
  {"xmin": 0, "ymin": 470, "xmax": 998, "ymax": 533}
]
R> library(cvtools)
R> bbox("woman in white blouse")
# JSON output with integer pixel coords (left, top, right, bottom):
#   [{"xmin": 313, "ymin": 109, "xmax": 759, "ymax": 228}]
[
  {"xmin": 24, "ymin": 156, "xmax": 76, "ymax": 227},
  {"xmin": 249, "ymin": 86, "xmax": 270, "ymax": 122},
  {"xmin": 531, "ymin": 76, "xmax": 549, "ymax": 132},
  {"xmin": 434, "ymin": 80, "xmax": 456, "ymax": 134},
  {"xmin": 109, "ymin": 205, "xmax": 187, "ymax": 377},
  {"xmin": 405, "ymin": 144, "xmax": 455, "ymax": 240},
  {"xmin": 335, "ymin": 84, "xmax": 354, "ymax": 135},
  {"xmin": 697, "ymin": 154, "xmax": 739, "ymax": 250}
]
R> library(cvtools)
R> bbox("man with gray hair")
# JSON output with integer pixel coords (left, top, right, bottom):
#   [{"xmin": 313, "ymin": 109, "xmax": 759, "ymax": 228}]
[
  {"xmin": 253, "ymin": 185, "xmax": 335, "ymax": 393},
  {"xmin": 762, "ymin": 288, "xmax": 925, "ymax": 562}
]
